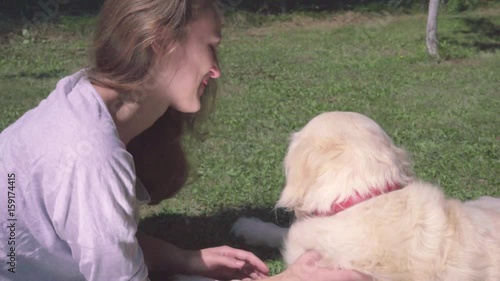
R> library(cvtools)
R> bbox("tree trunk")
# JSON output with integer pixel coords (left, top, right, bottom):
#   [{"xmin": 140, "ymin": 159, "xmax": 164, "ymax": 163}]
[
  {"xmin": 280, "ymin": 0, "xmax": 287, "ymax": 13},
  {"xmin": 426, "ymin": 0, "xmax": 439, "ymax": 57}
]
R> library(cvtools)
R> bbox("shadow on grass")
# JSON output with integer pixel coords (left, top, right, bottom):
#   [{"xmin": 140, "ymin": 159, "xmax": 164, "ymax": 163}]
[
  {"xmin": 441, "ymin": 17, "xmax": 500, "ymax": 55},
  {"xmin": 461, "ymin": 17, "xmax": 500, "ymax": 51},
  {"xmin": 1, "ymin": 69, "xmax": 67, "ymax": 80},
  {"xmin": 140, "ymin": 206, "xmax": 293, "ymax": 280},
  {"xmin": 139, "ymin": 206, "xmax": 293, "ymax": 256}
]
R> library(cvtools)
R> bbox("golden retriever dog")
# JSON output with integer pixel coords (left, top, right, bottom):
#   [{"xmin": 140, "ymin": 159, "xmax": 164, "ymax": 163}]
[{"xmin": 232, "ymin": 111, "xmax": 500, "ymax": 281}]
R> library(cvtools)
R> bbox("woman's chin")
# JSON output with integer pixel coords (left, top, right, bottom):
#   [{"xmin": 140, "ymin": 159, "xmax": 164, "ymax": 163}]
[
  {"xmin": 198, "ymin": 85, "xmax": 206, "ymax": 98},
  {"xmin": 174, "ymin": 99, "xmax": 201, "ymax": 114}
]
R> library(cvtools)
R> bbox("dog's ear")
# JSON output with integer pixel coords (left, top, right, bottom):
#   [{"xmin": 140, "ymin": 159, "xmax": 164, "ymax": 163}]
[
  {"xmin": 389, "ymin": 144, "xmax": 414, "ymax": 184},
  {"xmin": 277, "ymin": 135, "xmax": 345, "ymax": 211}
]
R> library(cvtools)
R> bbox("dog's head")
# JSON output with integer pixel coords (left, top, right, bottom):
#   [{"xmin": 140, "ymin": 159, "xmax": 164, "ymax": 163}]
[{"xmin": 277, "ymin": 112, "xmax": 414, "ymax": 218}]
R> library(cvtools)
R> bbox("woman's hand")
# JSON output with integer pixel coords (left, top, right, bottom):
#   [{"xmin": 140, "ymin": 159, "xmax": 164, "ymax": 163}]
[
  {"xmin": 281, "ymin": 251, "xmax": 372, "ymax": 281},
  {"xmin": 187, "ymin": 246, "xmax": 270, "ymax": 280}
]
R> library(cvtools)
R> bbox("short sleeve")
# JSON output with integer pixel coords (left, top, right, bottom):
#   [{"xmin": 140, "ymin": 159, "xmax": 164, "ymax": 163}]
[{"xmin": 39, "ymin": 143, "xmax": 149, "ymax": 281}]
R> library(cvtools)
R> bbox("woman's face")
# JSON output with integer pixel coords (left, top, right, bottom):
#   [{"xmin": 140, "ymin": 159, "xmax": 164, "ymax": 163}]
[{"xmin": 155, "ymin": 6, "xmax": 222, "ymax": 113}]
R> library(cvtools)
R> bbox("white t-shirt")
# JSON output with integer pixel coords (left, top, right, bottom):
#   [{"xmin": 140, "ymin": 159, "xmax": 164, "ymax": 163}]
[{"xmin": 0, "ymin": 70, "xmax": 151, "ymax": 281}]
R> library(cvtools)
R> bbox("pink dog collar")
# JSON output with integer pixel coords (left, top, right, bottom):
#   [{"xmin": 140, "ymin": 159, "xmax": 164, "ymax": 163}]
[{"xmin": 312, "ymin": 183, "xmax": 402, "ymax": 217}]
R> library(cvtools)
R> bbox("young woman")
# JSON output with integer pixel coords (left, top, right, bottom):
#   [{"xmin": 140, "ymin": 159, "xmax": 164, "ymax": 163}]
[{"xmin": 0, "ymin": 0, "xmax": 371, "ymax": 280}]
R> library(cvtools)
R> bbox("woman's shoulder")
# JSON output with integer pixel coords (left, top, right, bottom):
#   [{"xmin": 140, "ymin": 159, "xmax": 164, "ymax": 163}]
[
  {"xmin": 44, "ymin": 69, "xmax": 119, "ymax": 138},
  {"xmin": 3, "ymin": 69, "xmax": 125, "ymax": 165}
]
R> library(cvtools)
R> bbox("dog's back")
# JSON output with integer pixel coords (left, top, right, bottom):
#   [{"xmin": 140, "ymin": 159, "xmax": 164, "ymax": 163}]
[
  {"xmin": 448, "ymin": 196, "xmax": 500, "ymax": 281},
  {"xmin": 283, "ymin": 182, "xmax": 500, "ymax": 281}
]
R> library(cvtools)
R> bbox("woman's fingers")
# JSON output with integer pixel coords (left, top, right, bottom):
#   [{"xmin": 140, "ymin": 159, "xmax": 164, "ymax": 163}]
[
  {"xmin": 225, "ymin": 247, "xmax": 270, "ymax": 274},
  {"xmin": 240, "ymin": 263, "xmax": 268, "ymax": 279},
  {"xmin": 211, "ymin": 246, "xmax": 269, "ymax": 275},
  {"xmin": 209, "ymin": 252, "xmax": 245, "ymax": 269},
  {"xmin": 299, "ymin": 250, "xmax": 322, "ymax": 265},
  {"xmin": 289, "ymin": 251, "xmax": 373, "ymax": 281},
  {"xmin": 198, "ymin": 246, "xmax": 270, "ymax": 279}
]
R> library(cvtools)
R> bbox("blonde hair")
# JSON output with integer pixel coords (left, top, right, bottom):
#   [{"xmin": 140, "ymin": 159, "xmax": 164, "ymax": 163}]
[{"xmin": 87, "ymin": 0, "xmax": 219, "ymax": 204}]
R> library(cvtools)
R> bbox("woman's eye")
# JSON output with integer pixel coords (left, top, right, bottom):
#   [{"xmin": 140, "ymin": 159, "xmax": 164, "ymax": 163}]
[
  {"xmin": 209, "ymin": 45, "xmax": 218, "ymax": 60},
  {"xmin": 210, "ymin": 45, "xmax": 217, "ymax": 54}
]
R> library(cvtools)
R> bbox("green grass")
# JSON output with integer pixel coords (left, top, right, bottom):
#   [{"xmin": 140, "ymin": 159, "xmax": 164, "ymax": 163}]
[{"xmin": 1, "ymin": 7, "xmax": 499, "ymax": 276}]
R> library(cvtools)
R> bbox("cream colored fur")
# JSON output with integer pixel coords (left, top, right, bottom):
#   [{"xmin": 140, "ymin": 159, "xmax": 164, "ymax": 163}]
[{"xmin": 275, "ymin": 112, "xmax": 500, "ymax": 281}]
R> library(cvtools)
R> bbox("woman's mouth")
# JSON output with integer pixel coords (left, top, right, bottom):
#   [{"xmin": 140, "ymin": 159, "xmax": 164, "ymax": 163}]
[
  {"xmin": 202, "ymin": 79, "xmax": 210, "ymax": 89},
  {"xmin": 199, "ymin": 79, "xmax": 209, "ymax": 96}
]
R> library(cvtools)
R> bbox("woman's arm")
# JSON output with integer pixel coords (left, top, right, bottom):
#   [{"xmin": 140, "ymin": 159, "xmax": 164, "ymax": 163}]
[
  {"xmin": 137, "ymin": 231, "xmax": 191, "ymax": 274},
  {"xmin": 137, "ymin": 232, "xmax": 371, "ymax": 281},
  {"xmin": 137, "ymin": 231, "xmax": 269, "ymax": 279}
]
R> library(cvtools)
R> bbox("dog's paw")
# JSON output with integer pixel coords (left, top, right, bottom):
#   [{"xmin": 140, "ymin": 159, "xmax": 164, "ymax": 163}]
[{"xmin": 231, "ymin": 217, "xmax": 288, "ymax": 248}]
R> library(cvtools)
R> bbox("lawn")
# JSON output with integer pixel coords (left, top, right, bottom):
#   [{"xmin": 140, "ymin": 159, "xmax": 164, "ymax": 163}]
[{"xmin": 0, "ymin": 6, "xmax": 499, "ymax": 275}]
